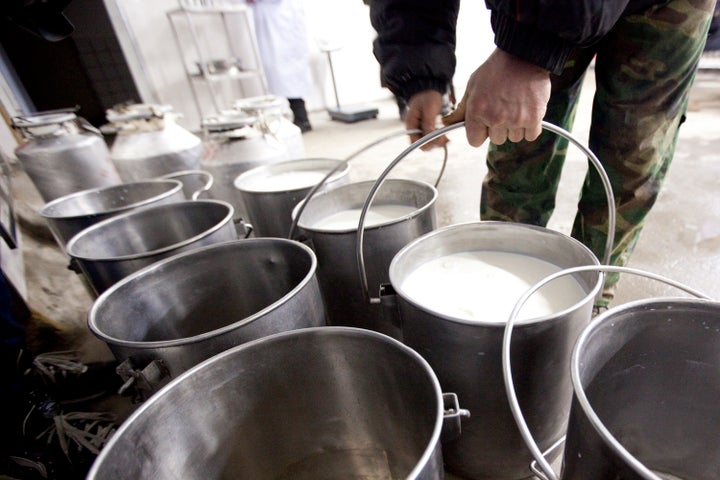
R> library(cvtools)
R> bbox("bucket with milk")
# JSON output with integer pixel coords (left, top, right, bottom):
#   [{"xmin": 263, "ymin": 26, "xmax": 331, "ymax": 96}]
[
  {"xmin": 294, "ymin": 179, "xmax": 437, "ymax": 339},
  {"xmin": 359, "ymin": 122, "xmax": 615, "ymax": 479},
  {"xmin": 290, "ymin": 130, "xmax": 447, "ymax": 339},
  {"xmin": 233, "ymin": 158, "xmax": 351, "ymax": 237},
  {"xmin": 500, "ymin": 265, "xmax": 715, "ymax": 480}
]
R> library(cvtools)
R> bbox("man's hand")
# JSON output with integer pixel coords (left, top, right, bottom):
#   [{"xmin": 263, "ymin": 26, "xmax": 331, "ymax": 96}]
[
  {"xmin": 442, "ymin": 48, "xmax": 551, "ymax": 146},
  {"xmin": 404, "ymin": 90, "xmax": 449, "ymax": 151}
]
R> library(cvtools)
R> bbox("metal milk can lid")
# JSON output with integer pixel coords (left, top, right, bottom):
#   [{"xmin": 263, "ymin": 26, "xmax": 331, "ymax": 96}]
[
  {"xmin": 234, "ymin": 95, "xmax": 288, "ymax": 117},
  {"xmin": 233, "ymin": 95, "xmax": 293, "ymax": 137},
  {"xmin": 105, "ymin": 103, "xmax": 177, "ymax": 135},
  {"xmin": 202, "ymin": 110, "xmax": 258, "ymax": 136},
  {"xmin": 106, "ymin": 103, "xmax": 172, "ymax": 123},
  {"xmin": 12, "ymin": 108, "xmax": 81, "ymax": 138}
]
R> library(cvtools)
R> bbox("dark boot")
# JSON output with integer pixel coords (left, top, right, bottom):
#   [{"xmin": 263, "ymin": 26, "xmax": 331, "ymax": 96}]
[{"xmin": 288, "ymin": 98, "xmax": 312, "ymax": 133}]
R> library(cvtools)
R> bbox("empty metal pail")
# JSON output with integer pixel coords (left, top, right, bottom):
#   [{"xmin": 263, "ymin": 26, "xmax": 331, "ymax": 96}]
[
  {"xmin": 387, "ymin": 222, "xmax": 602, "ymax": 479},
  {"xmin": 296, "ymin": 179, "xmax": 437, "ymax": 339},
  {"xmin": 562, "ymin": 298, "xmax": 720, "ymax": 479},
  {"xmin": 87, "ymin": 327, "xmax": 468, "ymax": 480},
  {"xmin": 66, "ymin": 199, "xmax": 237, "ymax": 295},
  {"xmin": 88, "ymin": 239, "xmax": 326, "ymax": 399},
  {"xmin": 39, "ymin": 179, "xmax": 185, "ymax": 252},
  {"xmin": 234, "ymin": 158, "xmax": 350, "ymax": 237}
]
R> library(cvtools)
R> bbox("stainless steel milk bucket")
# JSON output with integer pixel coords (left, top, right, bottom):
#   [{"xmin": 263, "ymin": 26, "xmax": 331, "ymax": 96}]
[
  {"xmin": 561, "ymin": 298, "xmax": 720, "ymax": 479},
  {"xmin": 356, "ymin": 120, "xmax": 613, "ymax": 479},
  {"xmin": 88, "ymin": 239, "xmax": 326, "ymax": 399},
  {"xmin": 87, "ymin": 327, "xmax": 469, "ymax": 480},
  {"xmin": 234, "ymin": 158, "xmax": 351, "ymax": 237},
  {"xmin": 13, "ymin": 110, "xmax": 121, "ymax": 202},
  {"xmin": 296, "ymin": 179, "xmax": 437, "ymax": 339},
  {"xmin": 387, "ymin": 222, "xmax": 602, "ymax": 479},
  {"xmin": 66, "ymin": 199, "xmax": 237, "ymax": 295},
  {"xmin": 39, "ymin": 179, "xmax": 185, "ymax": 252}
]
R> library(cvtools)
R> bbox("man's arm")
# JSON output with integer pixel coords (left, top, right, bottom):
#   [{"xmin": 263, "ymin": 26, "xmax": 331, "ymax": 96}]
[{"xmin": 370, "ymin": 0, "xmax": 460, "ymax": 101}]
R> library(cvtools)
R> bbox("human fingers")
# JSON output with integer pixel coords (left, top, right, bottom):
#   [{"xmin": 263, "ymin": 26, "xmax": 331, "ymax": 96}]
[
  {"xmin": 507, "ymin": 127, "xmax": 525, "ymax": 143},
  {"xmin": 442, "ymin": 94, "xmax": 480, "ymax": 146},
  {"xmin": 524, "ymin": 123, "xmax": 542, "ymax": 141},
  {"xmin": 464, "ymin": 114, "xmax": 489, "ymax": 147},
  {"xmin": 441, "ymin": 96, "xmax": 465, "ymax": 126},
  {"xmin": 448, "ymin": 92, "xmax": 489, "ymax": 147},
  {"xmin": 406, "ymin": 91, "xmax": 448, "ymax": 150},
  {"xmin": 418, "ymin": 132, "xmax": 449, "ymax": 151},
  {"xmin": 406, "ymin": 110, "xmax": 448, "ymax": 150},
  {"xmin": 459, "ymin": 48, "xmax": 552, "ymax": 147},
  {"xmin": 487, "ymin": 125, "xmax": 509, "ymax": 145}
]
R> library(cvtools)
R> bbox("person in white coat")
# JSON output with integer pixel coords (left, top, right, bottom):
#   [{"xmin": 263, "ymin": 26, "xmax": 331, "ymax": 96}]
[{"xmin": 247, "ymin": 0, "xmax": 314, "ymax": 132}]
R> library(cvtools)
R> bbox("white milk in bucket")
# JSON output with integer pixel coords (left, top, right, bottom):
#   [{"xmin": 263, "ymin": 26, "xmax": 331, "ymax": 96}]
[
  {"xmin": 240, "ymin": 170, "xmax": 328, "ymax": 192},
  {"xmin": 376, "ymin": 121, "xmax": 611, "ymax": 479},
  {"xmin": 400, "ymin": 250, "xmax": 586, "ymax": 322},
  {"xmin": 296, "ymin": 178, "xmax": 437, "ymax": 339},
  {"xmin": 311, "ymin": 204, "xmax": 418, "ymax": 230},
  {"xmin": 387, "ymin": 222, "xmax": 602, "ymax": 479},
  {"xmin": 234, "ymin": 158, "xmax": 351, "ymax": 237}
]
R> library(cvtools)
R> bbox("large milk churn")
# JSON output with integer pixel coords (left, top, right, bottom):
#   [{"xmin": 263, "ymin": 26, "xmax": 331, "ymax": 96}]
[
  {"xmin": 233, "ymin": 95, "xmax": 305, "ymax": 159},
  {"xmin": 200, "ymin": 96, "xmax": 305, "ymax": 221},
  {"xmin": 106, "ymin": 103, "xmax": 203, "ymax": 181},
  {"xmin": 13, "ymin": 109, "xmax": 121, "ymax": 202}
]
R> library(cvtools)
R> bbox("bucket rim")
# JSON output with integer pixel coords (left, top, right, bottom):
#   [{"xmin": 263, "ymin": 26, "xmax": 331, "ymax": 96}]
[
  {"xmin": 233, "ymin": 157, "xmax": 350, "ymax": 193},
  {"xmin": 39, "ymin": 179, "xmax": 184, "ymax": 220},
  {"xmin": 86, "ymin": 326, "xmax": 445, "ymax": 480},
  {"xmin": 295, "ymin": 178, "xmax": 438, "ymax": 233},
  {"xmin": 388, "ymin": 220, "xmax": 602, "ymax": 327},
  {"xmin": 65, "ymin": 199, "xmax": 234, "ymax": 262},
  {"xmin": 87, "ymin": 238, "xmax": 319, "ymax": 348},
  {"xmin": 569, "ymin": 297, "xmax": 720, "ymax": 479}
]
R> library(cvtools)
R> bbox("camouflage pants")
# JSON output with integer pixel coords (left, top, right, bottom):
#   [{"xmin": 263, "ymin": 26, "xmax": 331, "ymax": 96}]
[{"xmin": 481, "ymin": 0, "xmax": 714, "ymax": 307}]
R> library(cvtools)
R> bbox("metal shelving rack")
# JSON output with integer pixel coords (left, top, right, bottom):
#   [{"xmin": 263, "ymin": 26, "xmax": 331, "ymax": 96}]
[{"xmin": 167, "ymin": 1, "xmax": 267, "ymax": 119}]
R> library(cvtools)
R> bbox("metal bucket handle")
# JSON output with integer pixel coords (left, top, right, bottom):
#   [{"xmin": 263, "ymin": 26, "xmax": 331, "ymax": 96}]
[
  {"xmin": 160, "ymin": 169, "xmax": 214, "ymax": 200},
  {"xmin": 356, "ymin": 120, "xmax": 617, "ymax": 304},
  {"xmin": 442, "ymin": 392, "xmax": 472, "ymax": 443},
  {"xmin": 158, "ymin": 170, "xmax": 252, "ymax": 237},
  {"xmin": 287, "ymin": 129, "xmax": 448, "ymax": 239},
  {"xmin": 116, "ymin": 357, "xmax": 170, "ymax": 403},
  {"xmin": 501, "ymin": 265, "xmax": 713, "ymax": 480}
]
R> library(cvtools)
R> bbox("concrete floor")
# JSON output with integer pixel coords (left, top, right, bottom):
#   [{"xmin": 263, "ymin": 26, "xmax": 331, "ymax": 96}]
[{"xmin": 6, "ymin": 66, "xmax": 720, "ymax": 478}]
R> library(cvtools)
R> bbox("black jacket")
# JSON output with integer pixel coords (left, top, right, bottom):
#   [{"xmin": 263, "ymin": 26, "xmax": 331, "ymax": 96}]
[{"xmin": 371, "ymin": 0, "xmax": 662, "ymax": 101}]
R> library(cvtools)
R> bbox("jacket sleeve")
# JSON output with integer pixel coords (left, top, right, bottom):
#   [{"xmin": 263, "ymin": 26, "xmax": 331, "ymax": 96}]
[
  {"xmin": 486, "ymin": 0, "xmax": 633, "ymax": 75},
  {"xmin": 370, "ymin": 0, "xmax": 461, "ymax": 101}
]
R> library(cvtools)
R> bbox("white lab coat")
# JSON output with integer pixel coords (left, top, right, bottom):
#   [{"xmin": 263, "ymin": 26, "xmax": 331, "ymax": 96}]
[{"xmin": 248, "ymin": 0, "xmax": 314, "ymax": 99}]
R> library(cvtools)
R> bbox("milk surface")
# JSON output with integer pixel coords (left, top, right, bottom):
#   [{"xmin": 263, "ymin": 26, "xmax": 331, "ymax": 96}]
[
  {"xmin": 400, "ymin": 250, "xmax": 587, "ymax": 322},
  {"xmin": 241, "ymin": 170, "xmax": 328, "ymax": 192},
  {"xmin": 312, "ymin": 204, "xmax": 417, "ymax": 230}
]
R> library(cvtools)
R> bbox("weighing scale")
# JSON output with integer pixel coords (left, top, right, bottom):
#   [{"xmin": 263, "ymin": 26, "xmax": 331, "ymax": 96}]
[{"xmin": 321, "ymin": 42, "xmax": 379, "ymax": 123}]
